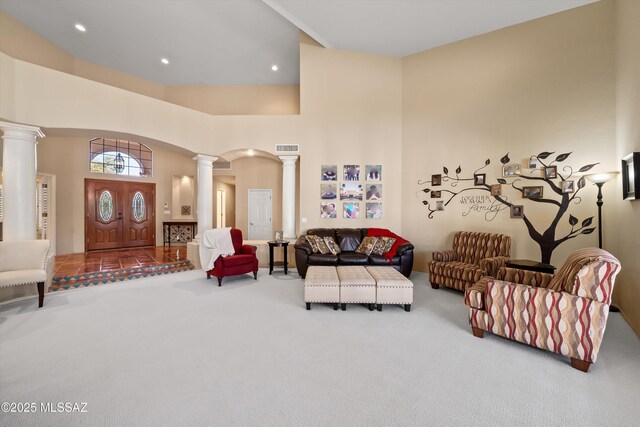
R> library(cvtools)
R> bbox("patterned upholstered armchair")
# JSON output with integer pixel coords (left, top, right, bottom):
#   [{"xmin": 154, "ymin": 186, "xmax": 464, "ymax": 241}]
[
  {"xmin": 464, "ymin": 248, "xmax": 621, "ymax": 372},
  {"xmin": 428, "ymin": 231, "xmax": 511, "ymax": 291}
]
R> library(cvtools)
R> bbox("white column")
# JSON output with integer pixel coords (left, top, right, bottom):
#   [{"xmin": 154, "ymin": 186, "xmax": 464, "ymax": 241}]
[
  {"xmin": 280, "ymin": 155, "xmax": 298, "ymax": 240},
  {"xmin": 0, "ymin": 121, "xmax": 44, "ymax": 240},
  {"xmin": 193, "ymin": 154, "xmax": 217, "ymax": 240}
]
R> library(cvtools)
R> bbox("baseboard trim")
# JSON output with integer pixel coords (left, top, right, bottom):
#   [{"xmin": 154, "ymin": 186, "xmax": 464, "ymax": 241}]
[{"xmin": 618, "ymin": 307, "xmax": 640, "ymax": 339}]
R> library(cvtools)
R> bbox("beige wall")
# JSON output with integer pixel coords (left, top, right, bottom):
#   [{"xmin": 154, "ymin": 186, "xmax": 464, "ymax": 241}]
[
  {"xmin": 613, "ymin": 0, "xmax": 640, "ymax": 336},
  {"xmin": 298, "ymin": 38, "xmax": 403, "ymax": 233},
  {"xmin": 36, "ymin": 136, "xmax": 196, "ymax": 255},
  {"xmin": 401, "ymin": 1, "xmax": 616, "ymax": 272},
  {"xmin": 0, "ymin": 11, "xmax": 299, "ymax": 115}
]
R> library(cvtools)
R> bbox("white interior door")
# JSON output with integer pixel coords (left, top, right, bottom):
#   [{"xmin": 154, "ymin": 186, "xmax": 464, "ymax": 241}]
[
  {"xmin": 216, "ymin": 189, "xmax": 225, "ymax": 228},
  {"xmin": 248, "ymin": 189, "xmax": 272, "ymax": 240}
]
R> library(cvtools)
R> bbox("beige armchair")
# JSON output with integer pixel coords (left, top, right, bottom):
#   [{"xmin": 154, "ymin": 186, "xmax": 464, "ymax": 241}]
[{"xmin": 0, "ymin": 240, "xmax": 52, "ymax": 307}]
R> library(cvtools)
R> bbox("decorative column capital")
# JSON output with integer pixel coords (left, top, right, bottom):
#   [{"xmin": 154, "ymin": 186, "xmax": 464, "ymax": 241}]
[
  {"xmin": 193, "ymin": 154, "xmax": 218, "ymax": 166},
  {"xmin": 0, "ymin": 121, "xmax": 45, "ymax": 142},
  {"xmin": 279, "ymin": 155, "xmax": 298, "ymax": 167}
]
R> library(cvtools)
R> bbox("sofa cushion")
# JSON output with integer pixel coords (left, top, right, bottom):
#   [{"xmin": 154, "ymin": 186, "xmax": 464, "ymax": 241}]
[
  {"xmin": 336, "ymin": 229, "xmax": 364, "ymax": 252},
  {"xmin": 305, "ymin": 235, "xmax": 321, "ymax": 253},
  {"xmin": 339, "ymin": 252, "xmax": 369, "ymax": 265},
  {"xmin": 307, "ymin": 229, "xmax": 337, "ymax": 239},
  {"xmin": 433, "ymin": 261, "xmax": 485, "ymax": 282},
  {"xmin": 369, "ymin": 254, "xmax": 400, "ymax": 265},
  {"xmin": 371, "ymin": 237, "xmax": 396, "ymax": 255},
  {"xmin": 355, "ymin": 236, "xmax": 379, "ymax": 256},
  {"xmin": 308, "ymin": 254, "xmax": 339, "ymax": 265}
]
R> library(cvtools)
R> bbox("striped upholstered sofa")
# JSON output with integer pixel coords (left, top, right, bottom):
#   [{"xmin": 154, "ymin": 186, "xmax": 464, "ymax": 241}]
[
  {"xmin": 464, "ymin": 248, "xmax": 621, "ymax": 372},
  {"xmin": 428, "ymin": 231, "xmax": 511, "ymax": 292}
]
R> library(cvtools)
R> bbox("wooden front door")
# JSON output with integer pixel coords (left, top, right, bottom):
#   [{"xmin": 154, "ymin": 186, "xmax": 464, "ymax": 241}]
[{"xmin": 85, "ymin": 179, "xmax": 155, "ymax": 251}]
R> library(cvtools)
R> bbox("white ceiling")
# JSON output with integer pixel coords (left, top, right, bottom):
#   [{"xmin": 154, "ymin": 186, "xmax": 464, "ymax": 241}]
[{"xmin": 0, "ymin": 0, "xmax": 597, "ymax": 86}]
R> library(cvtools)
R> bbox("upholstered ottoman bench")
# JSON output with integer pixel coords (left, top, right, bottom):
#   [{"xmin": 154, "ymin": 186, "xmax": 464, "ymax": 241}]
[
  {"xmin": 366, "ymin": 266, "xmax": 413, "ymax": 312},
  {"xmin": 304, "ymin": 266, "xmax": 340, "ymax": 310},
  {"xmin": 337, "ymin": 266, "xmax": 376, "ymax": 311}
]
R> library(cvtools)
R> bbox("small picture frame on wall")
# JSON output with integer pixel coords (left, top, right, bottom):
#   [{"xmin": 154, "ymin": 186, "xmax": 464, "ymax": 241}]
[
  {"xmin": 510, "ymin": 205, "xmax": 524, "ymax": 218},
  {"xmin": 523, "ymin": 186, "xmax": 543, "ymax": 199},
  {"xmin": 490, "ymin": 184, "xmax": 502, "ymax": 196},
  {"xmin": 181, "ymin": 205, "xmax": 192, "ymax": 216},
  {"xmin": 365, "ymin": 184, "xmax": 382, "ymax": 200},
  {"xmin": 528, "ymin": 156, "xmax": 538, "ymax": 169},
  {"xmin": 321, "ymin": 165, "xmax": 337, "ymax": 181},
  {"xmin": 503, "ymin": 164, "xmax": 521, "ymax": 177},
  {"xmin": 321, "ymin": 202, "xmax": 337, "ymax": 219},
  {"xmin": 474, "ymin": 173, "xmax": 486, "ymax": 186},
  {"xmin": 366, "ymin": 202, "xmax": 382, "ymax": 219},
  {"xmin": 343, "ymin": 165, "xmax": 360, "ymax": 181},
  {"xmin": 340, "ymin": 183, "xmax": 363, "ymax": 200},
  {"xmin": 432, "ymin": 174, "xmax": 442, "ymax": 186},
  {"xmin": 544, "ymin": 166, "xmax": 558, "ymax": 179},
  {"xmin": 365, "ymin": 165, "xmax": 382, "ymax": 181},
  {"xmin": 321, "ymin": 184, "xmax": 337, "ymax": 200},
  {"xmin": 431, "ymin": 190, "xmax": 441, "ymax": 198},
  {"xmin": 622, "ymin": 152, "xmax": 640, "ymax": 200},
  {"xmin": 274, "ymin": 231, "xmax": 283, "ymax": 242},
  {"xmin": 343, "ymin": 202, "xmax": 360, "ymax": 219},
  {"xmin": 562, "ymin": 180, "xmax": 575, "ymax": 194},
  {"xmin": 435, "ymin": 201, "xmax": 445, "ymax": 211}
]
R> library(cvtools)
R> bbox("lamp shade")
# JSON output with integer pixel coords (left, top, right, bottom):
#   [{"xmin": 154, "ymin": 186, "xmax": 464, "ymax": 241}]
[{"xmin": 586, "ymin": 172, "xmax": 618, "ymax": 184}]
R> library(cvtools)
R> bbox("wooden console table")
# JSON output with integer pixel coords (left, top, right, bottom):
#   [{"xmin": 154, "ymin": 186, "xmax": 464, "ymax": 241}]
[{"xmin": 163, "ymin": 222, "xmax": 197, "ymax": 246}]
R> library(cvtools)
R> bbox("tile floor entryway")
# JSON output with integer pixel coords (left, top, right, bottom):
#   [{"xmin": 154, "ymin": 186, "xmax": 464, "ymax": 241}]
[{"xmin": 51, "ymin": 246, "xmax": 194, "ymax": 291}]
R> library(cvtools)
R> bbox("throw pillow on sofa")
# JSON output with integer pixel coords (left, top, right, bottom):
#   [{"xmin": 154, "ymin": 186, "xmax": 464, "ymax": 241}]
[
  {"xmin": 371, "ymin": 237, "xmax": 396, "ymax": 256},
  {"xmin": 355, "ymin": 236, "xmax": 379, "ymax": 256},
  {"xmin": 323, "ymin": 237, "xmax": 341, "ymax": 255},
  {"xmin": 305, "ymin": 235, "xmax": 321, "ymax": 253},
  {"xmin": 315, "ymin": 237, "xmax": 331, "ymax": 255}
]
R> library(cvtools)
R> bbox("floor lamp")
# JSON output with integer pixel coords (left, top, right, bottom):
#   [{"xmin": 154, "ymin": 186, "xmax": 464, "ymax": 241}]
[
  {"xmin": 585, "ymin": 172, "xmax": 619, "ymax": 249},
  {"xmin": 585, "ymin": 172, "xmax": 619, "ymax": 312}
]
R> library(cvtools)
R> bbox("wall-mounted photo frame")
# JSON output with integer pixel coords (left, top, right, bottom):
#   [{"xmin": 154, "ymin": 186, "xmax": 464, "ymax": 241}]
[
  {"xmin": 343, "ymin": 202, "xmax": 360, "ymax": 219},
  {"xmin": 523, "ymin": 186, "xmax": 543, "ymax": 199},
  {"xmin": 321, "ymin": 202, "xmax": 337, "ymax": 219},
  {"xmin": 365, "ymin": 184, "xmax": 382, "ymax": 200},
  {"xmin": 430, "ymin": 190, "xmax": 441, "ymax": 198},
  {"xmin": 622, "ymin": 152, "xmax": 639, "ymax": 200},
  {"xmin": 340, "ymin": 183, "xmax": 363, "ymax": 200},
  {"xmin": 343, "ymin": 165, "xmax": 360, "ymax": 181},
  {"xmin": 544, "ymin": 166, "xmax": 558, "ymax": 179},
  {"xmin": 365, "ymin": 165, "xmax": 382, "ymax": 182},
  {"xmin": 321, "ymin": 165, "xmax": 337, "ymax": 181},
  {"xmin": 435, "ymin": 201, "xmax": 445, "ymax": 211},
  {"xmin": 528, "ymin": 157, "xmax": 538, "ymax": 169},
  {"xmin": 432, "ymin": 174, "xmax": 442, "ymax": 186},
  {"xmin": 510, "ymin": 205, "xmax": 524, "ymax": 218},
  {"xmin": 321, "ymin": 184, "xmax": 337, "ymax": 200},
  {"xmin": 474, "ymin": 173, "xmax": 486, "ymax": 185},
  {"xmin": 503, "ymin": 164, "xmax": 521, "ymax": 177},
  {"xmin": 274, "ymin": 231, "xmax": 283, "ymax": 242},
  {"xmin": 366, "ymin": 202, "xmax": 382, "ymax": 219},
  {"xmin": 490, "ymin": 184, "xmax": 502, "ymax": 196},
  {"xmin": 562, "ymin": 180, "xmax": 575, "ymax": 194}
]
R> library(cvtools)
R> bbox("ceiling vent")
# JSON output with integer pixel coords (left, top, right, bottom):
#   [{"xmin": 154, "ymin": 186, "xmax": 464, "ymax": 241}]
[
  {"xmin": 275, "ymin": 144, "xmax": 299, "ymax": 153},
  {"xmin": 212, "ymin": 160, "xmax": 231, "ymax": 170}
]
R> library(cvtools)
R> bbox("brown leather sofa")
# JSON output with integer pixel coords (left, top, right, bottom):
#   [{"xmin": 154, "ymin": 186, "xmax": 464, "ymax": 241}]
[{"xmin": 294, "ymin": 228, "xmax": 414, "ymax": 278}]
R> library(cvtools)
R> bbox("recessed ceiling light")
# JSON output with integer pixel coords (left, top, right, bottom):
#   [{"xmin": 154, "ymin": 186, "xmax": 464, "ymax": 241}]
[
  {"xmin": 74, "ymin": 23, "xmax": 86, "ymax": 32},
  {"xmin": 271, "ymin": 65, "xmax": 278, "ymax": 71},
  {"xmin": 161, "ymin": 58, "xmax": 169, "ymax": 65}
]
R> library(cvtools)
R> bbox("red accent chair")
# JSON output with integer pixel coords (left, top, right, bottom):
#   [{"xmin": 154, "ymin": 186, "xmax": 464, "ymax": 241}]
[{"xmin": 206, "ymin": 228, "xmax": 258, "ymax": 286}]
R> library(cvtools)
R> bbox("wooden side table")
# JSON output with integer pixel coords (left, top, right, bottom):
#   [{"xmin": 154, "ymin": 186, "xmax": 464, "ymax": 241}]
[
  {"xmin": 268, "ymin": 241, "xmax": 289, "ymax": 275},
  {"xmin": 506, "ymin": 259, "xmax": 556, "ymax": 274}
]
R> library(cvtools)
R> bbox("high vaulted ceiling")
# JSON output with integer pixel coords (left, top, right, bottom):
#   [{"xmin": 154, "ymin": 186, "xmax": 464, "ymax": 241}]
[{"xmin": 0, "ymin": 0, "xmax": 597, "ymax": 86}]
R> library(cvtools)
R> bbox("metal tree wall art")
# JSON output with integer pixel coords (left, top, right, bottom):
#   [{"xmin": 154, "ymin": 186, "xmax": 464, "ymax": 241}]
[{"xmin": 419, "ymin": 151, "xmax": 599, "ymax": 264}]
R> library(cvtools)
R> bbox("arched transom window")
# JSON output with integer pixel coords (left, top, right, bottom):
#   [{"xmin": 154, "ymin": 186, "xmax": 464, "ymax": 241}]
[{"xmin": 89, "ymin": 138, "xmax": 152, "ymax": 177}]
